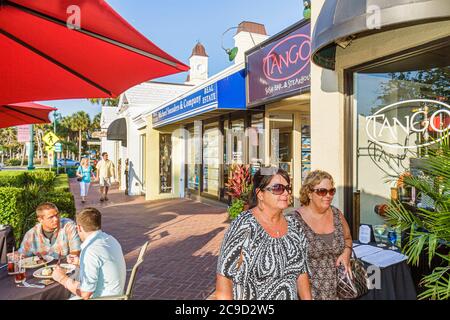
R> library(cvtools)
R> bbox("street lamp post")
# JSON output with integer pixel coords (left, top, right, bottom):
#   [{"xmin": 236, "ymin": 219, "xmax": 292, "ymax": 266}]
[{"xmin": 27, "ymin": 124, "xmax": 35, "ymax": 170}]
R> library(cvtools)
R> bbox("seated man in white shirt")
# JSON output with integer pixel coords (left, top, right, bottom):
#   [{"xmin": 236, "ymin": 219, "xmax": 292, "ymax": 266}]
[{"xmin": 52, "ymin": 207, "xmax": 126, "ymax": 300}]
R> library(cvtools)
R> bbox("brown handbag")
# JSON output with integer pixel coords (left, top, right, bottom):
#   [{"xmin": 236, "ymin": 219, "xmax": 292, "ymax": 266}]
[{"xmin": 336, "ymin": 248, "xmax": 369, "ymax": 299}]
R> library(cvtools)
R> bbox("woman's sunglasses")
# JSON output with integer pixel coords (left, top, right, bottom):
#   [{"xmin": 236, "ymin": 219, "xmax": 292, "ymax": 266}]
[
  {"xmin": 312, "ymin": 188, "xmax": 336, "ymax": 197},
  {"xmin": 263, "ymin": 184, "xmax": 292, "ymax": 195}
]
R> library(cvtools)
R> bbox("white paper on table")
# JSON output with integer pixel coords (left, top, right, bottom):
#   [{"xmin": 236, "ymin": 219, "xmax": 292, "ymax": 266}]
[
  {"xmin": 353, "ymin": 245, "xmax": 384, "ymax": 258},
  {"xmin": 352, "ymin": 242, "xmax": 361, "ymax": 248},
  {"xmin": 361, "ymin": 250, "xmax": 408, "ymax": 268}
]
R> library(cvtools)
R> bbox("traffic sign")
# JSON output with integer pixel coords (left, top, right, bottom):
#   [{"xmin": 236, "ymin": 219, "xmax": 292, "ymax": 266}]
[
  {"xmin": 54, "ymin": 142, "xmax": 62, "ymax": 153},
  {"xmin": 43, "ymin": 132, "xmax": 60, "ymax": 146},
  {"xmin": 44, "ymin": 145, "xmax": 55, "ymax": 152}
]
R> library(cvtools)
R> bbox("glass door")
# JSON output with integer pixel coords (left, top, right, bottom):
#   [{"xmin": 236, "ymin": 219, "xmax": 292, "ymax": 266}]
[
  {"xmin": 269, "ymin": 114, "xmax": 293, "ymax": 177},
  {"xmin": 203, "ymin": 122, "xmax": 220, "ymax": 197}
]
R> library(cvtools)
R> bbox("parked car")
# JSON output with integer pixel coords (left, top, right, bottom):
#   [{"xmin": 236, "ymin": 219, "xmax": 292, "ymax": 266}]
[{"xmin": 57, "ymin": 158, "xmax": 80, "ymax": 167}]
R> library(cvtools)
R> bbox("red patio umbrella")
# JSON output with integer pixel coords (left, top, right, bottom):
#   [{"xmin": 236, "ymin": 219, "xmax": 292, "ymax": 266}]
[
  {"xmin": 0, "ymin": 102, "xmax": 57, "ymax": 128},
  {"xmin": 0, "ymin": 0, "xmax": 189, "ymax": 105}
]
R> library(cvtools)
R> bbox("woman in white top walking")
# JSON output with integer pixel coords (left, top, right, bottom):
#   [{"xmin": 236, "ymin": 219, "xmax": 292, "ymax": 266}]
[{"xmin": 76, "ymin": 158, "xmax": 94, "ymax": 204}]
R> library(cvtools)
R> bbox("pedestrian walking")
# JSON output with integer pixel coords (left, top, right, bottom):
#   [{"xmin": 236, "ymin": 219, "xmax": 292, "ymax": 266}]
[
  {"xmin": 76, "ymin": 157, "xmax": 94, "ymax": 203},
  {"xmin": 96, "ymin": 152, "xmax": 115, "ymax": 202}
]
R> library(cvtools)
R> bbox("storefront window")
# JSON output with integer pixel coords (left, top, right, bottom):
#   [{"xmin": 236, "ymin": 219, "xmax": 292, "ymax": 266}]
[
  {"xmin": 159, "ymin": 134, "xmax": 172, "ymax": 193},
  {"xmin": 355, "ymin": 64, "xmax": 449, "ymax": 225},
  {"xmin": 249, "ymin": 113, "xmax": 265, "ymax": 174},
  {"xmin": 187, "ymin": 124, "xmax": 201, "ymax": 190},
  {"xmin": 301, "ymin": 116, "xmax": 311, "ymax": 182},
  {"xmin": 230, "ymin": 119, "xmax": 245, "ymax": 164},
  {"xmin": 269, "ymin": 114, "xmax": 293, "ymax": 176},
  {"xmin": 203, "ymin": 122, "xmax": 220, "ymax": 196}
]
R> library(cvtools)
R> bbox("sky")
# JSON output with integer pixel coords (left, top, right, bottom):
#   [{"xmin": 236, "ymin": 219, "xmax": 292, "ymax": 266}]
[{"xmin": 41, "ymin": 0, "xmax": 305, "ymax": 120}]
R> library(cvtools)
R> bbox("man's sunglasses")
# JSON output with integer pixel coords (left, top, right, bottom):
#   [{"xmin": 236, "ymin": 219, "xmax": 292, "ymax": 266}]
[
  {"xmin": 312, "ymin": 188, "xmax": 336, "ymax": 197},
  {"xmin": 263, "ymin": 184, "xmax": 292, "ymax": 195}
]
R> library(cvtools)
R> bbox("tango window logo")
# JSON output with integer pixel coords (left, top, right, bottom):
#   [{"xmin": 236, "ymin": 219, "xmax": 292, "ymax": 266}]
[{"xmin": 365, "ymin": 99, "xmax": 450, "ymax": 150}]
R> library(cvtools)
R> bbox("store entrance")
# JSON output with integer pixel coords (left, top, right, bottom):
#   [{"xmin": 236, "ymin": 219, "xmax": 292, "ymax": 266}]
[{"xmin": 269, "ymin": 114, "xmax": 293, "ymax": 176}]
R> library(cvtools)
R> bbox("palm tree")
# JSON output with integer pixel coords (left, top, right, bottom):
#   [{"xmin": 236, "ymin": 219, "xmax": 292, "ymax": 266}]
[
  {"xmin": 59, "ymin": 115, "xmax": 74, "ymax": 158},
  {"xmin": 385, "ymin": 136, "xmax": 450, "ymax": 300},
  {"xmin": 0, "ymin": 127, "xmax": 19, "ymax": 163},
  {"xmin": 88, "ymin": 98, "xmax": 119, "ymax": 106},
  {"xmin": 71, "ymin": 111, "xmax": 90, "ymax": 161},
  {"xmin": 92, "ymin": 113, "xmax": 102, "ymax": 131}
]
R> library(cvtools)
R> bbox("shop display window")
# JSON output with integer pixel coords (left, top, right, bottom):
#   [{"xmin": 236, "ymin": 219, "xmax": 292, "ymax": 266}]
[{"xmin": 159, "ymin": 134, "xmax": 172, "ymax": 193}]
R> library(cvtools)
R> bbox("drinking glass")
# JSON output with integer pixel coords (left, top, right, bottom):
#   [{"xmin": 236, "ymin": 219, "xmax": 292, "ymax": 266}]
[
  {"xmin": 14, "ymin": 265, "xmax": 26, "ymax": 284},
  {"xmin": 387, "ymin": 228, "xmax": 398, "ymax": 250},
  {"xmin": 373, "ymin": 224, "xmax": 387, "ymax": 247},
  {"xmin": 7, "ymin": 253, "xmax": 16, "ymax": 275}
]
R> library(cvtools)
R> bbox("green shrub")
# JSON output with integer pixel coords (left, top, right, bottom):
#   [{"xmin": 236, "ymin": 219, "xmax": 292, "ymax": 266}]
[
  {"xmin": 227, "ymin": 198, "xmax": 245, "ymax": 220},
  {"xmin": 0, "ymin": 171, "xmax": 27, "ymax": 187},
  {"xmin": 65, "ymin": 166, "xmax": 79, "ymax": 178},
  {"xmin": 0, "ymin": 173, "xmax": 74, "ymax": 245},
  {"xmin": 0, "ymin": 187, "xmax": 25, "ymax": 244},
  {"xmin": 4, "ymin": 158, "xmax": 26, "ymax": 166},
  {"xmin": 44, "ymin": 190, "xmax": 76, "ymax": 220},
  {"xmin": 24, "ymin": 171, "xmax": 56, "ymax": 190},
  {"xmin": 0, "ymin": 171, "xmax": 56, "ymax": 189},
  {"xmin": 54, "ymin": 174, "xmax": 70, "ymax": 192}
]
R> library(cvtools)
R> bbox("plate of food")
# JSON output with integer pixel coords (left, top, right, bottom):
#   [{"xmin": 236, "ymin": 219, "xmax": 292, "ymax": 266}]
[
  {"xmin": 33, "ymin": 264, "xmax": 76, "ymax": 279},
  {"xmin": 21, "ymin": 255, "xmax": 54, "ymax": 269}
]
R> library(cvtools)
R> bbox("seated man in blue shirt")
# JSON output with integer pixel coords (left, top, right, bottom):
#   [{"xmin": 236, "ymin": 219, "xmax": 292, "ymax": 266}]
[{"xmin": 52, "ymin": 207, "xmax": 126, "ymax": 299}]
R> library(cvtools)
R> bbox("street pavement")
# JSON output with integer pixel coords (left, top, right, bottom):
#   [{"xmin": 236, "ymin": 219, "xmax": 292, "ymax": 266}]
[{"xmin": 70, "ymin": 179, "xmax": 228, "ymax": 300}]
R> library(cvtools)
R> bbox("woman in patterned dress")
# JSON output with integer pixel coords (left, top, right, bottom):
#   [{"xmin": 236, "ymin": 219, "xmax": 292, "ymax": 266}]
[
  {"xmin": 215, "ymin": 167, "xmax": 312, "ymax": 300},
  {"xmin": 295, "ymin": 170, "xmax": 353, "ymax": 300}
]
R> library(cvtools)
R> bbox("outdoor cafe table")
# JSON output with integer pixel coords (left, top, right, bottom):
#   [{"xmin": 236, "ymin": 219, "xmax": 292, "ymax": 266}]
[
  {"xmin": 355, "ymin": 241, "xmax": 417, "ymax": 300},
  {"xmin": 0, "ymin": 263, "xmax": 79, "ymax": 300}
]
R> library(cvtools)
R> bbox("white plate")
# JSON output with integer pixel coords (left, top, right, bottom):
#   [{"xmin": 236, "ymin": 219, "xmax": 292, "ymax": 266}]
[
  {"xmin": 33, "ymin": 264, "xmax": 76, "ymax": 279},
  {"xmin": 21, "ymin": 255, "xmax": 54, "ymax": 269}
]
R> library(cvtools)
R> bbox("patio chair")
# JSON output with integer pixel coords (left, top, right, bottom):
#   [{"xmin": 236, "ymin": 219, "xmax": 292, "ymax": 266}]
[{"xmin": 89, "ymin": 240, "xmax": 149, "ymax": 300}]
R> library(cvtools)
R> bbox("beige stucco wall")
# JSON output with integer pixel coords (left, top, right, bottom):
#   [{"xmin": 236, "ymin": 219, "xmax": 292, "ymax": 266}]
[
  {"xmin": 311, "ymin": 0, "xmax": 450, "ymax": 216},
  {"xmin": 311, "ymin": 0, "xmax": 345, "ymax": 210}
]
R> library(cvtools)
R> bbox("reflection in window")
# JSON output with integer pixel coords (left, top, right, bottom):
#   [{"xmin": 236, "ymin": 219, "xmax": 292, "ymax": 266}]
[
  {"xmin": 187, "ymin": 126, "xmax": 200, "ymax": 190},
  {"xmin": 355, "ymin": 65, "xmax": 449, "ymax": 225},
  {"xmin": 249, "ymin": 113, "xmax": 264, "ymax": 174},
  {"xmin": 159, "ymin": 134, "xmax": 172, "ymax": 193},
  {"xmin": 230, "ymin": 119, "xmax": 245, "ymax": 164},
  {"xmin": 269, "ymin": 114, "xmax": 293, "ymax": 175},
  {"xmin": 203, "ymin": 122, "xmax": 220, "ymax": 196}
]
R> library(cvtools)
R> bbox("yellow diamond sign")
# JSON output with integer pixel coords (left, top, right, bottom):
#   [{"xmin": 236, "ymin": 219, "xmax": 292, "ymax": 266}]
[
  {"xmin": 44, "ymin": 145, "xmax": 55, "ymax": 152},
  {"xmin": 43, "ymin": 132, "xmax": 60, "ymax": 146}
]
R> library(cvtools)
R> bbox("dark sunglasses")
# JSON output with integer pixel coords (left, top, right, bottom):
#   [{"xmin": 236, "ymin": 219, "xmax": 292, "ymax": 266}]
[
  {"xmin": 312, "ymin": 188, "xmax": 336, "ymax": 197},
  {"xmin": 263, "ymin": 184, "xmax": 292, "ymax": 195}
]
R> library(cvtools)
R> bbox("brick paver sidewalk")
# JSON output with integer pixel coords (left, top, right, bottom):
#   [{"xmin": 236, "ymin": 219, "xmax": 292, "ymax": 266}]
[{"xmin": 70, "ymin": 179, "xmax": 229, "ymax": 299}]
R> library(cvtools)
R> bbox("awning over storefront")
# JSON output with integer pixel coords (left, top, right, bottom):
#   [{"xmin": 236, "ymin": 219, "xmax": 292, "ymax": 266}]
[
  {"xmin": 151, "ymin": 69, "xmax": 246, "ymax": 128},
  {"xmin": 107, "ymin": 118, "xmax": 127, "ymax": 147},
  {"xmin": 312, "ymin": 0, "xmax": 450, "ymax": 70}
]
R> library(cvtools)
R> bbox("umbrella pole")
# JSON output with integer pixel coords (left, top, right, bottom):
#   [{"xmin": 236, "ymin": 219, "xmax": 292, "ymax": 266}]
[{"xmin": 27, "ymin": 125, "xmax": 35, "ymax": 170}]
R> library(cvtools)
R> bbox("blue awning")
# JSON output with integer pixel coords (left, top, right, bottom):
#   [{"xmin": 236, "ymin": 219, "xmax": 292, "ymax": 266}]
[{"xmin": 152, "ymin": 69, "xmax": 246, "ymax": 128}]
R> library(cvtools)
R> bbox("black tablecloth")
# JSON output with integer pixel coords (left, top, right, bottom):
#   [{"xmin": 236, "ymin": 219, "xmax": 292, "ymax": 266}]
[
  {"xmin": 0, "ymin": 226, "xmax": 15, "ymax": 264},
  {"xmin": 0, "ymin": 264, "xmax": 78, "ymax": 300},
  {"xmin": 355, "ymin": 242, "xmax": 417, "ymax": 300}
]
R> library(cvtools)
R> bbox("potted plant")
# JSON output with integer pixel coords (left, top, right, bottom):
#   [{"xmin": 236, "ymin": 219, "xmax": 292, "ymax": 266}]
[
  {"xmin": 225, "ymin": 164, "xmax": 253, "ymax": 220},
  {"xmin": 385, "ymin": 142, "xmax": 450, "ymax": 300}
]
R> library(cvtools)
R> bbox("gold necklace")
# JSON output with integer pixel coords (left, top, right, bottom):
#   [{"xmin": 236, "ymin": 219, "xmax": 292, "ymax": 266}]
[{"xmin": 255, "ymin": 211, "xmax": 285, "ymax": 237}]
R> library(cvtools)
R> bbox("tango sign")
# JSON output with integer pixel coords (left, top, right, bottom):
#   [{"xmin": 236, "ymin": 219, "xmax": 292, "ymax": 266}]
[{"xmin": 365, "ymin": 99, "xmax": 450, "ymax": 150}]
